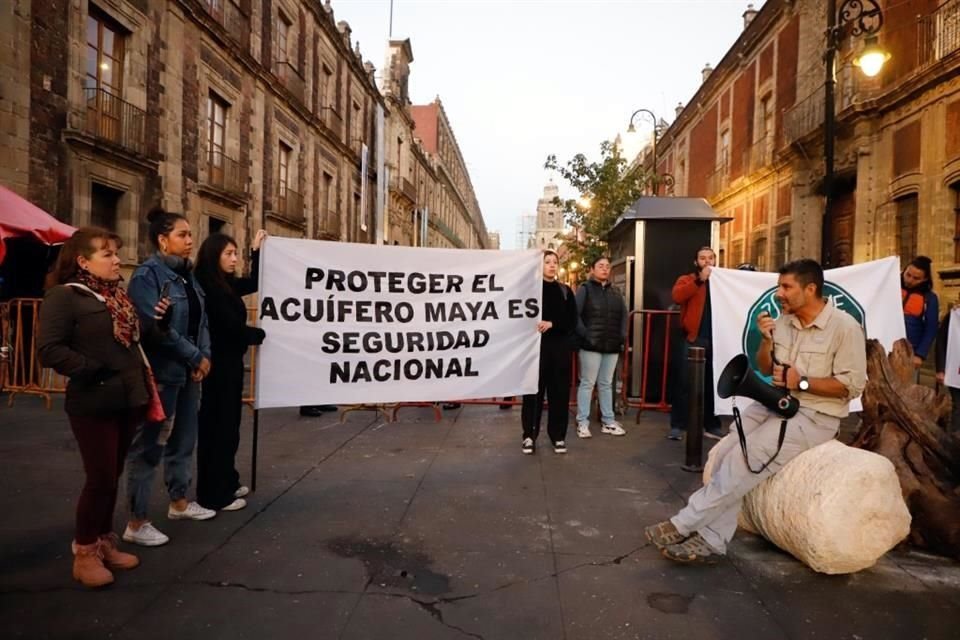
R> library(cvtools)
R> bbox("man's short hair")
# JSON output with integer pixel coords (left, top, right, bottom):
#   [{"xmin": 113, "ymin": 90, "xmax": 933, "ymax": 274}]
[
  {"xmin": 778, "ymin": 259, "xmax": 824, "ymax": 297},
  {"xmin": 695, "ymin": 246, "xmax": 715, "ymax": 258}
]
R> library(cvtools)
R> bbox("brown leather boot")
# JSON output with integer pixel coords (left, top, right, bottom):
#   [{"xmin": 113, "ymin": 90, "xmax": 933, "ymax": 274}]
[
  {"xmin": 72, "ymin": 542, "xmax": 114, "ymax": 588},
  {"xmin": 98, "ymin": 533, "xmax": 140, "ymax": 570}
]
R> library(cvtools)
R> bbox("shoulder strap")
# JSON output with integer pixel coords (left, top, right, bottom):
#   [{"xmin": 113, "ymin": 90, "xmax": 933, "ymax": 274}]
[{"xmin": 64, "ymin": 282, "xmax": 106, "ymax": 303}]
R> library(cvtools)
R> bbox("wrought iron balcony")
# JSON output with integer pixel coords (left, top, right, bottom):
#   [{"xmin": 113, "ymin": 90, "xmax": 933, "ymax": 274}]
[
  {"xmin": 201, "ymin": 0, "xmax": 250, "ymax": 51},
  {"xmin": 273, "ymin": 60, "xmax": 306, "ymax": 106},
  {"xmin": 316, "ymin": 209, "xmax": 340, "ymax": 239},
  {"xmin": 745, "ymin": 135, "xmax": 775, "ymax": 174},
  {"xmin": 706, "ymin": 160, "xmax": 730, "ymax": 196},
  {"xmin": 275, "ymin": 185, "xmax": 304, "ymax": 226},
  {"xmin": 205, "ymin": 149, "xmax": 245, "ymax": 195},
  {"xmin": 919, "ymin": 0, "xmax": 960, "ymax": 69},
  {"xmin": 82, "ymin": 88, "xmax": 146, "ymax": 155}
]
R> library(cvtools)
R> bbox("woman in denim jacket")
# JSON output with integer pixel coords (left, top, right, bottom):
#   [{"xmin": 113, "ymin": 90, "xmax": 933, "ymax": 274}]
[{"xmin": 124, "ymin": 207, "xmax": 214, "ymax": 547}]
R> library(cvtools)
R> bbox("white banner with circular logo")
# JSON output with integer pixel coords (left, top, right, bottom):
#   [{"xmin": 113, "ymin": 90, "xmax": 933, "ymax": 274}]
[{"xmin": 709, "ymin": 257, "xmax": 904, "ymax": 415}]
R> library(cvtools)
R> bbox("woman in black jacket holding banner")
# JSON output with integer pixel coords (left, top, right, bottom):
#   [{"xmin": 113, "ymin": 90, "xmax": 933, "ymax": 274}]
[
  {"xmin": 195, "ymin": 230, "xmax": 267, "ymax": 512},
  {"xmin": 522, "ymin": 250, "xmax": 579, "ymax": 455}
]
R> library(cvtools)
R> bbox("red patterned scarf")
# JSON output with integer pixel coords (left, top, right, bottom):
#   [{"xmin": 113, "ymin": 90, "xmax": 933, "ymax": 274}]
[{"xmin": 73, "ymin": 271, "xmax": 141, "ymax": 347}]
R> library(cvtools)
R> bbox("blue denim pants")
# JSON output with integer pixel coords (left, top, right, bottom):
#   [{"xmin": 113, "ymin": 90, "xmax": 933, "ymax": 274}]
[
  {"xmin": 576, "ymin": 350, "xmax": 620, "ymax": 424},
  {"xmin": 126, "ymin": 380, "xmax": 201, "ymax": 520}
]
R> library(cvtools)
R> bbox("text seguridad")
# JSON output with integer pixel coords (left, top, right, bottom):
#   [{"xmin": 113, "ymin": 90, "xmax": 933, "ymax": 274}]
[{"xmin": 259, "ymin": 268, "xmax": 540, "ymax": 384}]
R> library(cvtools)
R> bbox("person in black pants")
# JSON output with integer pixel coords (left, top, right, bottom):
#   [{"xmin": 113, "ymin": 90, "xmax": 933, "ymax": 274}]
[
  {"xmin": 194, "ymin": 230, "xmax": 267, "ymax": 512},
  {"xmin": 522, "ymin": 250, "xmax": 578, "ymax": 454}
]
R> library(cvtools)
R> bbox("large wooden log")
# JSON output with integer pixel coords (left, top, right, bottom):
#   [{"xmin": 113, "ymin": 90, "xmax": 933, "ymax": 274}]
[{"xmin": 851, "ymin": 339, "xmax": 960, "ymax": 559}]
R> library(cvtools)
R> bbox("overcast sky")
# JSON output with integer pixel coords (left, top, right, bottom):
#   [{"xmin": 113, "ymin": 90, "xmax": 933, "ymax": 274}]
[{"xmin": 334, "ymin": 0, "xmax": 764, "ymax": 248}]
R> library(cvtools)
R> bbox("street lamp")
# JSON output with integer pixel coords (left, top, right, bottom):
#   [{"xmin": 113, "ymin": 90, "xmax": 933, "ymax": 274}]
[
  {"xmin": 626, "ymin": 108, "xmax": 674, "ymax": 196},
  {"xmin": 822, "ymin": 0, "xmax": 888, "ymax": 266}
]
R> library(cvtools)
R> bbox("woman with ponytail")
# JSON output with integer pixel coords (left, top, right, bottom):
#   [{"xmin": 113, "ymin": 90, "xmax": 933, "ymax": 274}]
[
  {"xmin": 194, "ymin": 230, "xmax": 267, "ymax": 512},
  {"xmin": 125, "ymin": 207, "xmax": 214, "ymax": 547}
]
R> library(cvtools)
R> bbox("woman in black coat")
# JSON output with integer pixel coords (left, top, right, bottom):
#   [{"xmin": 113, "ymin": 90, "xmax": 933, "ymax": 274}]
[
  {"xmin": 194, "ymin": 231, "xmax": 267, "ymax": 511},
  {"xmin": 521, "ymin": 250, "xmax": 579, "ymax": 455}
]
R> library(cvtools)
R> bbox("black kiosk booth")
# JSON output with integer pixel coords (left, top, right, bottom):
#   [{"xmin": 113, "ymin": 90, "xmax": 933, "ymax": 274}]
[{"xmin": 606, "ymin": 197, "xmax": 731, "ymax": 406}]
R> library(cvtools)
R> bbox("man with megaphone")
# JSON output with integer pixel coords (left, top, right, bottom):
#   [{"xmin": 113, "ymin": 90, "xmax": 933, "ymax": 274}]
[{"xmin": 644, "ymin": 259, "xmax": 866, "ymax": 564}]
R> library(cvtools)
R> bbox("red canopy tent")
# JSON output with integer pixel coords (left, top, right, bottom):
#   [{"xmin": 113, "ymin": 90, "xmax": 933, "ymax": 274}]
[{"xmin": 0, "ymin": 185, "xmax": 76, "ymax": 266}]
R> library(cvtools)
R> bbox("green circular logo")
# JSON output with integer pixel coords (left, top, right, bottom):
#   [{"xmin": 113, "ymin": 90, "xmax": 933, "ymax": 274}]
[{"xmin": 741, "ymin": 282, "xmax": 866, "ymax": 378}]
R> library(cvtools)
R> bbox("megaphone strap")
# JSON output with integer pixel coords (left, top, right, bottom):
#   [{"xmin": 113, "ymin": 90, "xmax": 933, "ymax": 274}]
[{"xmin": 732, "ymin": 407, "xmax": 789, "ymax": 475}]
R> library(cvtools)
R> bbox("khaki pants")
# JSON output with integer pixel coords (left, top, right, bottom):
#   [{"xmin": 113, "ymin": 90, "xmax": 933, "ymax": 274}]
[{"xmin": 671, "ymin": 403, "xmax": 839, "ymax": 553}]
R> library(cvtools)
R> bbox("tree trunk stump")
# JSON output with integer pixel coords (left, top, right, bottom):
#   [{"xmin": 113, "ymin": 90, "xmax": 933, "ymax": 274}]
[{"xmin": 851, "ymin": 338, "xmax": 960, "ymax": 559}]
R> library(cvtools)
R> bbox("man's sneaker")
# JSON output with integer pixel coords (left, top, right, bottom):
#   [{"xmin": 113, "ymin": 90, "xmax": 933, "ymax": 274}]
[
  {"xmin": 576, "ymin": 421, "xmax": 592, "ymax": 438},
  {"xmin": 521, "ymin": 437, "xmax": 535, "ymax": 455},
  {"xmin": 122, "ymin": 522, "xmax": 169, "ymax": 547},
  {"xmin": 221, "ymin": 498, "xmax": 247, "ymax": 512},
  {"xmin": 667, "ymin": 428, "xmax": 684, "ymax": 441},
  {"xmin": 168, "ymin": 501, "xmax": 217, "ymax": 521},
  {"xmin": 704, "ymin": 426, "xmax": 726, "ymax": 440},
  {"xmin": 234, "ymin": 486, "xmax": 250, "ymax": 498},
  {"xmin": 601, "ymin": 421, "xmax": 627, "ymax": 436},
  {"xmin": 553, "ymin": 440, "xmax": 567, "ymax": 454}
]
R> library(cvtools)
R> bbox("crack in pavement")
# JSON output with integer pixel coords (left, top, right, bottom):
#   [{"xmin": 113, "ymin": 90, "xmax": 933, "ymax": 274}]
[{"xmin": 370, "ymin": 592, "xmax": 486, "ymax": 640}]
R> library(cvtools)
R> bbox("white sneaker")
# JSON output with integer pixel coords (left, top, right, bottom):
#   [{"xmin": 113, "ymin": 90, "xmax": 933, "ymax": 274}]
[
  {"xmin": 122, "ymin": 522, "xmax": 170, "ymax": 547},
  {"xmin": 576, "ymin": 422, "xmax": 592, "ymax": 438},
  {"xmin": 601, "ymin": 421, "xmax": 627, "ymax": 436},
  {"xmin": 234, "ymin": 486, "xmax": 250, "ymax": 498},
  {"xmin": 167, "ymin": 501, "xmax": 217, "ymax": 521},
  {"xmin": 521, "ymin": 437, "xmax": 535, "ymax": 455},
  {"xmin": 221, "ymin": 498, "xmax": 247, "ymax": 511}
]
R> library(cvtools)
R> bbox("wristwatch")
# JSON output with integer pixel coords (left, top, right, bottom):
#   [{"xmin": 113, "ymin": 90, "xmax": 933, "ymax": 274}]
[{"xmin": 798, "ymin": 376, "xmax": 810, "ymax": 392}]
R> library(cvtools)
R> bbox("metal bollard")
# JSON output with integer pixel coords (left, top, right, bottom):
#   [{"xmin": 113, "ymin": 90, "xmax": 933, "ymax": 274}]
[{"xmin": 681, "ymin": 346, "xmax": 705, "ymax": 473}]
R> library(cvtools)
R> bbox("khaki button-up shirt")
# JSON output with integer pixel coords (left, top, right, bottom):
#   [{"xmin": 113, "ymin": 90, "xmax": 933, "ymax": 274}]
[{"xmin": 771, "ymin": 302, "xmax": 867, "ymax": 418}]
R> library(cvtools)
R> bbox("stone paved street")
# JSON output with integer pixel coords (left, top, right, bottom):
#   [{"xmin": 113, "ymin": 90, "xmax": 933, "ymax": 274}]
[{"xmin": 2, "ymin": 398, "xmax": 958, "ymax": 640}]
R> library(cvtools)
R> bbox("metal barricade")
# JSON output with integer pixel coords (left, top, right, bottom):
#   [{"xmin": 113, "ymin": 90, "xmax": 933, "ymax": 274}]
[
  {"xmin": 2, "ymin": 298, "xmax": 67, "ymax": 408},
  {"xmin": 621, "ymin": 309, "xmax": 680, "ymax": 418}
]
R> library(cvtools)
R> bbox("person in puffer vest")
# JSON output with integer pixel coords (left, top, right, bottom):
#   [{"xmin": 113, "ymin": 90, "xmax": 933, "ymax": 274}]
[
  {"xmin": 901, "ymin": 255, "xmax": 938, "ymax": 370},
  {"xmin": 573, "ymin": 256, "xmax": 628, "ymax": 438}
]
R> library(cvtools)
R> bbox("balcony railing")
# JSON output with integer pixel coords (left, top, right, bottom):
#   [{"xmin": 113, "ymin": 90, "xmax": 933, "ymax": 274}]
[
  {"xmin": 206, "ymin": 149, "xmax": 245, "ymax": 195},
  {"xmin": 273, "ymin": 60, "xmax": 306, "ymax": 106},
  {"xmin": 275, "ymin": 185, "xmax": 304, "ymax": 226},
  {"xmin": 202, "ymin": 0, "xmax": 250, "ymax": 51},
  {"xmin": 83, "ymin": 88, "xmax": 146, "ymax": 155},
  {"xmin": 706, "ymin": 160, "xmax": 730, "ymax": 196},
  {"xmin": 919, "ymin": 0, "xmax": 960, "ymax": 69},
  {"xmin": 316, "ymin": 209, "xmax": 340, "ymax": 238},
  {"xmin": 745, "ymin": 135, "xmax": 774, "ymax": 174}
]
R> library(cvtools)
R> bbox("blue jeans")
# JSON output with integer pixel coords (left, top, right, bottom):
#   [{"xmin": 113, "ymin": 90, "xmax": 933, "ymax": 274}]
[
  {"xmin": 127, "ymin": 381, "xmax": 201, "ymax": 519},
  {"xmin": 576, "ymin": 350, "xmax": 619, "ymax": 424}
]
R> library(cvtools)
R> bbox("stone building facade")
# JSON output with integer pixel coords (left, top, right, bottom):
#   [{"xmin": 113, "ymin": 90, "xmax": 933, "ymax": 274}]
[
  {"xmin": 410, "ymin": 99, "xmax": 488, "ymax": 249},
  {"xmin": 2, "ymin": 0, "xmax": 489, "ymax": 268},
  {"xmin": 656, "ymin": 0, "xmax": 960, "ymax": 299}
]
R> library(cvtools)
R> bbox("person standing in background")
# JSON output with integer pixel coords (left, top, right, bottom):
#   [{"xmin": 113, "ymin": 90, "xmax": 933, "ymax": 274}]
[
  {"xmin": 668, "ymin": 247, "xmax": 724, "ymax": 441},
  {"xmin": 901, "ymin": 256, "xmax": 939, "ymax": 371}
]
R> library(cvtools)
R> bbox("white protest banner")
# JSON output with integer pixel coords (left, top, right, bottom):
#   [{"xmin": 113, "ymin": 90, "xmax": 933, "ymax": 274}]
[
  {"xmin": 943, "ymin": 307, "xmax": 960, "ymax": 388},
  {"xmin": 254, "ymin": 238, "xmax": 542, "ymax": 408},
  {"xmin": 709, "ymin": 256, "xmax": 904, "ymax": 414}
]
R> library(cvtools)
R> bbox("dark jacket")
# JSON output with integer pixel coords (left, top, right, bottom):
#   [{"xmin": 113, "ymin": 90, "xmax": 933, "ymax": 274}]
[
  {"xmin": 575, "ymin": 278, "xmax": 628, "ymax": 354},
  {"xmin": 38, "ymin": 285, "xmax": 150, "ymax": 416},
  {"xmin": 128, "ymin": 253, "xmax": 211, "ymax": 385},
  {"xmin": 540, "ymin": 279, "xmax": 578, "ymax": 350},
  {"xmin": 902, "ymin": 285, "xmax": 939, "ymax": 360},
  {"xmin": 201, "ymin": 250, "xmax": 265, "ymax": 359}
]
